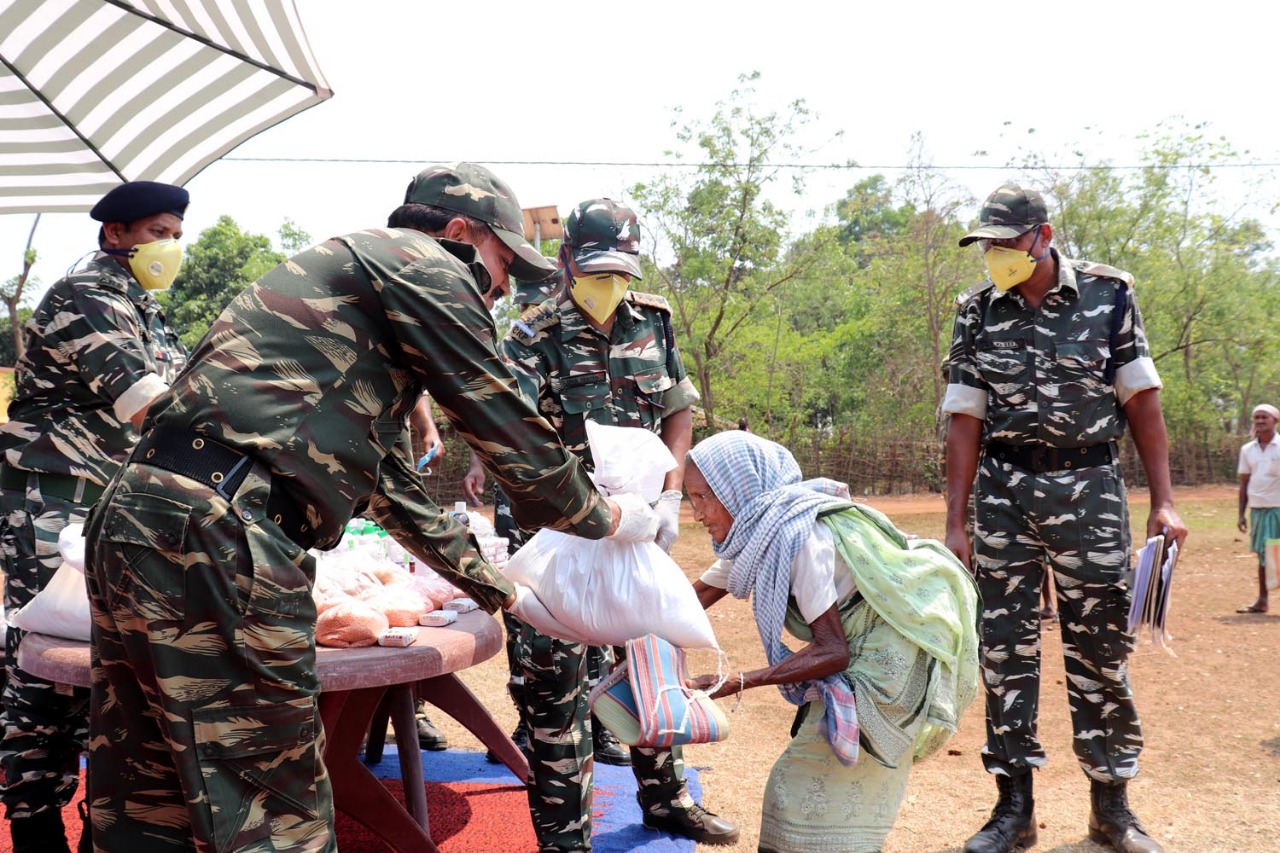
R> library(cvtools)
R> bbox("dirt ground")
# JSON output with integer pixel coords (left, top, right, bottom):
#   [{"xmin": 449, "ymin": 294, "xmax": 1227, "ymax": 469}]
[{"xmin": 433, "ymin": 485, "xmax": 1280, "ymax": 853}]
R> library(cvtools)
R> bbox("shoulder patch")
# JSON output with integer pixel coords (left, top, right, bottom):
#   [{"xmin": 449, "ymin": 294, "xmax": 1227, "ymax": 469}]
[
  {"xmin": 625, "ymin": 290, "xmax": 671, "ymax": 314},
  {"xmin": 1072, "ymin": 259, "xmax": 1135, "ymax": 290},
  {"xmin": 954, "ymin": 280, "xmax": 994, "ymax": 309},
  {"xmin": 508, "ymin": 298, "xmax": 560, "ymax": 346}
]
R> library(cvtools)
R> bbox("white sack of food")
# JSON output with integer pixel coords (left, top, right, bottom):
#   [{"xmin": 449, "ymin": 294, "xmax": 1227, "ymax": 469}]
[{"xmin": 503, "ymin": 423, "xmax": 717, "ymax": 650}]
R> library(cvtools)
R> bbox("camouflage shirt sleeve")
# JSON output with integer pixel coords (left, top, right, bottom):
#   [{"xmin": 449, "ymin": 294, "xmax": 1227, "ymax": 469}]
[
  {"xmin": 364, "ymin": 438, "xmax": 514, "ymax": 613},
  {"xmin": 940, "ymin": 292, "xmax": 989, "ymax": 420},
  {"xmin": 372, "ymin": 245, "xmax": 611, "ymax": 539},
  {"xmin": 1109, "ymin": 286, "xmax": 1162, "ymax": 405}
]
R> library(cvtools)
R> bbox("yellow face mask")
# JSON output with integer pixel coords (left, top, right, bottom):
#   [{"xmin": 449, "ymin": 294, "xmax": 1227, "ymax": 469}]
[
  {"xmin": 983, "ymin": 245, "xmax": 1038, "ymax": 292},
  {"xmin": 983, "ymin": 229, "xmax": 1048, "ymax": 292},
  {"xmin": 125, "ymin": 239, "xmax": 183, "ymax": 291},
  {"xmin": 570, "ymin": 273, "xmax": 629, "ymax": 324}
]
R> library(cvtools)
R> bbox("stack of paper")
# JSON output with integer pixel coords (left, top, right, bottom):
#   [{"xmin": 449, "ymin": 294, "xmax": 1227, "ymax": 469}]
[{"xmin": 1127, "ymin": 535, "xmax": 1179, "ymax": 654}]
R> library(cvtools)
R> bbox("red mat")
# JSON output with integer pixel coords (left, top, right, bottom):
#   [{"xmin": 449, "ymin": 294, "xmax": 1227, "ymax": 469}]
[
  {"xmin": 6, "ymin": 753, "xmax": 696, "ymax": 852},
  {"xmin": 0, "ymin": 775, "xmax": 536, "ymax": 853}
]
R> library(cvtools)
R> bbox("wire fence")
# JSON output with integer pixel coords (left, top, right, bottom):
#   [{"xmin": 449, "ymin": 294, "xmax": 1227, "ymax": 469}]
[{"xmin": 418, "ymin": 421, "xmax": 1246, "ymax": 505}]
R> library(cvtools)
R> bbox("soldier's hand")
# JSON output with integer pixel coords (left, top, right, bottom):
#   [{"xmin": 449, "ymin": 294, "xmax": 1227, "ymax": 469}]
[
  {"xmin": 1148, "ymin": 505, "xmax": 1189, "ymax": 551},
  {"xmin": 944, "ymin": 527, "xmax": 974, "ymax": 574},
  {"xmin": 605, "ymin": 493, "xmax": 660, "ymax": 543},
  {"xmin": 653, "ymin": 490, "xmax": 683, "ymax": 552},
  {"xmin": 462, "ymin": 452, "xmax": 486, "ymax": 507}
]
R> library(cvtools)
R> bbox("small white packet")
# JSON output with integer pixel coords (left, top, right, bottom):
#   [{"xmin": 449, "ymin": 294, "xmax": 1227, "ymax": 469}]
[
  {"xmin": 419, "ymin": 610, "xmax": 458, "ymax": 627},
  {"xmin": 378, "ymin": 627, "xmax": 418, "ymax": 647},
  {"xmin": 444, "ymin": 598, "xmax": 479, "ymax": 613}
]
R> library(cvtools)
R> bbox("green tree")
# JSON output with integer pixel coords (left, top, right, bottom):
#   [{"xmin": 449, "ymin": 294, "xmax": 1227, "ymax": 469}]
[
  {"xmin": 162, "ymin": 216, "xmax": 285, "ymax": 347},
  {"xmin": 631, "ymin": 72, "xmax": 837, "ymax": 427},
  {"xmin": 3, "ymin": 215, "xmax": 41, "ymax": 361}
]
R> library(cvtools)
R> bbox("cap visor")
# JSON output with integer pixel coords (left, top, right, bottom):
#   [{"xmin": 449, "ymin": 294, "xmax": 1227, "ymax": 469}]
[
  {"xmin": 573, "ymin": 249, "xmax": 643, "ymax": 279},
  {"xmin": 494, "ymin": 227, "xmax": 557, "ymax": 280},
  {"xmin": 958, "ymin": 224, "xmax": 1033, "ymax": 247}
]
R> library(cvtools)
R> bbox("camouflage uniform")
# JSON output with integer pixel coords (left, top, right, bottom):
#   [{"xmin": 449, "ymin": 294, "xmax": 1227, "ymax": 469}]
[
  {"xmin": 943, "ymin": 248, "xmax": 1163, "ymax": 782},
  {"xmin": 500, "ymin": 282, "xmax": 700, "ymax": 852},
  {"xmin": 0, "ymin": 254, "xmax": 182, "ymax": 823},
  {"xmin": 83, "ymin": 228, "xmax": 612, "ymax": 853}
]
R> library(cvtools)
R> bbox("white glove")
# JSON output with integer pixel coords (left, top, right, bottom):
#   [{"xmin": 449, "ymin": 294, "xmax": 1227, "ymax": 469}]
[
  {"xmin": 506, "ymin": 585, "xmax": 574, "ymax": 641},
  {"xmin": 653, "ymin": 489, "xmax": 683, "ymax": 553},
  {"xmin": 605, "ymin": 492, "xmax": 660, "ymax": 543}
]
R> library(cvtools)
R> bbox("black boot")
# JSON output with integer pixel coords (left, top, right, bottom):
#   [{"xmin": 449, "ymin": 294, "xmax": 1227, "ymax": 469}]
[
  {"xmin": 1088, "ymin": 779, "xmax": 1162, "ymax": 852},
  {"xmin": 963, "ymin": 772, "xmax": 1037, "ymax": 853},
  {"xmin": 637, "ymin": 794, "xmax": 740, "ymax": 846},
  {"xmin": 414, "ymin": 700, "xmax": 449, "ymax": 751},
  {"xmin": 76, "ymin": 800, "xmax": 92, "ymax": 853},
  {"xmin": 591, "ymin": 719, "xmax": 631, "ymax": 767},
  {"xmin": 9, "ymin": 808, "xmax": 72, "ymax": 853}
]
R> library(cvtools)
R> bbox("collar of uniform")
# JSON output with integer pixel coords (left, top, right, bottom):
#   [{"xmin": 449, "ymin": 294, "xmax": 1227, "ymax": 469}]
[
  {"xmin": 90, "ymin": 251, "xmax": 152, "ymax": 305},
  {"xmin": 436, "ymin": 237, "xmax": 493, "ymax": 297},
  {"xmin": 989, "ymin": 248, "xmax": 1078, "ymax": 302}
]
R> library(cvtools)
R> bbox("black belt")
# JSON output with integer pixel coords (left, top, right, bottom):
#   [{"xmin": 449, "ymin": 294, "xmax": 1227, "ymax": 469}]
[
  {"xmin": 132, "ymin": 428, "xmax": 315, "ymax": 551},
  {"xmin": 986, "ymin": 441, "xmax": 1115, "ymax": 474},
  {"xmin": 0, "ymin": 466, "xmax": 105, "ymax": 505}
]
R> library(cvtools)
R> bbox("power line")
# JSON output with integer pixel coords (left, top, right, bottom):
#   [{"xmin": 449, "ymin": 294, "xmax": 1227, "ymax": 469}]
[{"xmin": 222, "ymin": 156, "xmax": 1280, "ymax": 171}]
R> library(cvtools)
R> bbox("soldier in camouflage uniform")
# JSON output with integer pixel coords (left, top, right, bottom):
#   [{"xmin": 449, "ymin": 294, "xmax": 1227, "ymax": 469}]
[
  {"xmin": 474, "ymin": 270, "xmax": 632, "ymax": 768},
  {"xmin": 0, "ymin": 181, "xmax": 191, "ymax": 853},
  {"xmin": 81, "ymin": 164, "xmax": 660, "ymax": 853},
  {"xmin": 500, "ymin": 199, "xmax": 739, "ymax": 852},
  {"xmin": 942, "ymin": 182, "xmax": 1188, "ymax": 853}
]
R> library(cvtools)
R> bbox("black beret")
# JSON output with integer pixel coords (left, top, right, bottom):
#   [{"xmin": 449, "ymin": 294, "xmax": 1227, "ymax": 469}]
[{"xmin": 90, "ymin": 181, "xmax": 189, "ymax": 224}]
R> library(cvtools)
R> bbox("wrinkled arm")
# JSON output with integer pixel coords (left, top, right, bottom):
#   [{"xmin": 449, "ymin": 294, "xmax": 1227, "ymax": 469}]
[
  {"xmin": 693, "ymin": 604, "xmax": 849, "ymax": 699},
  {"xmin": 693, "ymin": 578, "xmax": 728, "ymax": 610}
]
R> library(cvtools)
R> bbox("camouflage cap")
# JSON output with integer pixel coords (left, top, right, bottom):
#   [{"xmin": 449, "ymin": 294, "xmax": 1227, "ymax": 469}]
[
  {"xmin": 958, "ymin": 182, "xmax": 1049, "ymax": 247},
  {"xmin": 563, "ymin": 198, "xmax": 643, "ymax": 279},
  {"xmin": 404, "ymin": 162, "xmax": 556, "ymax": 280}
]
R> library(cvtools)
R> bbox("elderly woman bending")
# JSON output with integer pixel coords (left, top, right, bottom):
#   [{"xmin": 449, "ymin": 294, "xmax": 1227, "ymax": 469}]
[{"xmin": 684, "ymin": 431, "xmax": 980, "ymax": 853}]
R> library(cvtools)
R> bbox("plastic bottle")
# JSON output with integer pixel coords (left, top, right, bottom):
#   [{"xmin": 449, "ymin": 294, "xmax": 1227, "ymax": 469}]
[{"xmin": 449, "ymin": 501, "xmax": 471, "ymax": 528}]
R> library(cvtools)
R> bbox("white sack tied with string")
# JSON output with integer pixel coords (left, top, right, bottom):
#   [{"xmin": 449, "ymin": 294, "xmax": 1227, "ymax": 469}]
[{"xmin": 504, "ymin": 422, "xmax": 720, "ymax": 650}]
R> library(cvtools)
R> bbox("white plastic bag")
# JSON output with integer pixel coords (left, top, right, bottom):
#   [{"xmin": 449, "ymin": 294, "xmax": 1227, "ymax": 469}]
[
  {"xmin": 505, "ymin": 530, "xmax": 718, "ymax": 649},
  {"xmin": 12, "ymin": 535, "xmax": 91, "ymax": 640},
  {"xmin": 586, "ymin": 421, "xmax": 675, "ymax": 504},
  {"xmin": 504, "ymin": 423, "xmax": 718, "ymax": 650}
]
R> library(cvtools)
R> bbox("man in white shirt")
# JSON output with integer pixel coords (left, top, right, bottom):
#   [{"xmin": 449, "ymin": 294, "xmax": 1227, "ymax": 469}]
[{"xmin": 1237, "ymin": 403, "xmax": 1280, "ymax": 613}]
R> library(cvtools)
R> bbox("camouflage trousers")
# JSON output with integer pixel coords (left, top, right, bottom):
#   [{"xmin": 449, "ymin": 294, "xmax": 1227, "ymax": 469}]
[
  {"xmin": 973, "ymin": 455, "xmax": 1142, "ymax": 782},
  {"xmin": 0, "ymin": 484, "xmax": 91, "ymax": 819},
  {"xmin": 83, "ymin": 461, "xmax": 334, "ymax": 853},
  {"xmin": 513, "ymin": 617, "xmax": 688, "ymax": 853}
]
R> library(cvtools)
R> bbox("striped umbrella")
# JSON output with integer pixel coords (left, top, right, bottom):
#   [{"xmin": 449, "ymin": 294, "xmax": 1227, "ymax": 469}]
[{"xmin": 0, "ymin": 0, "xmax": 332, "ymax": 214}]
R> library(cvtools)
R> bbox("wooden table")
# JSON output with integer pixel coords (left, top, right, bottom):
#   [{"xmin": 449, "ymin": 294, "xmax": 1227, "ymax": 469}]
[{"xmin": 18, "ymin": 611, "xmax": 529, "ymax": 853}]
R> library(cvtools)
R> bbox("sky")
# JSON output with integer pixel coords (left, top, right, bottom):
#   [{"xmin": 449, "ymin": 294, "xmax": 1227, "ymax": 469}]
[{"xmin": 3, "ymin": 1, "xmax": 1279, "ymax": 298}]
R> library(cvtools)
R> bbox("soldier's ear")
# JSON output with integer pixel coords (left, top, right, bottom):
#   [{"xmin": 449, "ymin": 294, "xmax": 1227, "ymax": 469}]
[{"xmin": 442, "ymin": 217, "xmax": 472, "ymax": 244}]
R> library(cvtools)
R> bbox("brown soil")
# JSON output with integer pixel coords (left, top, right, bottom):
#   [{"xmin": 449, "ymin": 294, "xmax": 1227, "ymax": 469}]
[{"xmin": 434, "ymin": 484, "xmax": 1280, "ymax": 852}]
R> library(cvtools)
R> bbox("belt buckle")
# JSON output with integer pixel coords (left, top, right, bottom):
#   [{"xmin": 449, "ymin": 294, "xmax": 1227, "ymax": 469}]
[{"xmin": 1029, "ymin": 446, "xmax": 1049, "ymax": 472}]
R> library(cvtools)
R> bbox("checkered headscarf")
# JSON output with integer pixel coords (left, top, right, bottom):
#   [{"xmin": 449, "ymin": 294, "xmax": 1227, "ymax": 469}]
[{"xmin": 686, "ymin": 431, "xmax": 861, "ymax": 765}]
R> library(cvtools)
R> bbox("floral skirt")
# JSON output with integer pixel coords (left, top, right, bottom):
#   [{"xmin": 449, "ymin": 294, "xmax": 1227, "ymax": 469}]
[{"xmin": 758, "ymin": 698, "xmax": 919, "ymax": 853}]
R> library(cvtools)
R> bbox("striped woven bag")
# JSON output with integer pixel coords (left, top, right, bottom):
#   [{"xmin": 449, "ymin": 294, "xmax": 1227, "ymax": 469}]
[{"xmin": 589, "ymin": 633, "xmax": 730, "ymax": 748}]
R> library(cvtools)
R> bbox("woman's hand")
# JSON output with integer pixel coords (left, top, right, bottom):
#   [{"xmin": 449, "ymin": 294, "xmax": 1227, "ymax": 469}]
[{"xmin": 686, "ymin": 672, "xmax": 741, "ymax": 700}]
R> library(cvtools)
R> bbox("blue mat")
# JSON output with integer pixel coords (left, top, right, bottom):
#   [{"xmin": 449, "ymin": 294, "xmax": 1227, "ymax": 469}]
[{"xmin": 363, "ymin": 746, "xmax": 700, "ymax": 852}]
